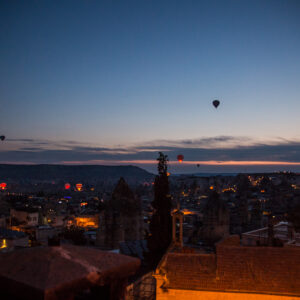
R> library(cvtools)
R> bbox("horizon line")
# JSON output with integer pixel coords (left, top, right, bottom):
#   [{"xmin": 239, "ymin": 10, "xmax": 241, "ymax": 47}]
[{"xmin": 2, "ymin": 160, "xmax": 300, "ymax": 166}]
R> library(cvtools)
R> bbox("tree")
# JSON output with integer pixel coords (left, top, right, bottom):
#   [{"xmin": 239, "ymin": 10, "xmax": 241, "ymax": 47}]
[{"xmin": 147, "ymin": 152, "xmax": 172, "ymax": 266}]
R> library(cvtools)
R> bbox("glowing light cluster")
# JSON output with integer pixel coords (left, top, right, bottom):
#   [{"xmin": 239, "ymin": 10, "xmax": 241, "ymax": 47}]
[{"xmin": 222, "ymin": 187, "xmax": 236, "ymax": 193}]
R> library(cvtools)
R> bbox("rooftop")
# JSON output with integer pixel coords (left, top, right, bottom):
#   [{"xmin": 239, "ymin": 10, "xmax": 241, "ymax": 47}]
[
  {"xmin": 0, "ymin": 244, "xmax": 140, "ymax": 300},
  {"xmin": 242, "ymin": 221, "xmax": 300, "ymax": 246},
  {"xmin": 156, "ymin": 236, "xmax": 300, "ymax": 296}
]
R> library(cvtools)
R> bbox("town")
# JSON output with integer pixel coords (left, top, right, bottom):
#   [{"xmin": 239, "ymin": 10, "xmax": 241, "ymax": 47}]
[
  {"xmin": 1, "ymin": 0, "xmax": 300, "ymax": 299},
  {"xmin": 1, "ymin": 162, "xmax": 300, "ymax": 299}
]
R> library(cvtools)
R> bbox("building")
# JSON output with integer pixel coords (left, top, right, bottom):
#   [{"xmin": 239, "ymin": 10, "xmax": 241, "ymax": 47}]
[
  {"xmin": 242, "ymin": 221, "xmax": 300, "ymax": 247},
  {"xmin": 97, "ymin": 178, "xmax": 143, "ymax": 249},
  {"xmin": 154, "ymin": 235, "xmax": 300, "ymax": 300},
  {"xmin": 0, "ymin": 228, "xmax": 29, "ymax": 251},
  {"xmin": 153, "ymin": 204, "xmax": 300, "ymax": 300},
  {"xmin": 75, "ymin": 213, "xmax": 99, "ymax": 229},
  {"xmin": 10, "ymin": 208, "xmax": 39, "ymax": 227},
  {"xmin": 0, "ymin": 244, "xmax": 140, "ymax": 300},
  {"xmin": 198, "ymin": 191, "xmax": 229, "ymax": 245},
  {"xmin": 0, "ymin": 214, "xmax": 8, "ymax": 228},
  {"xmin": 35, "ymin": 225, "xmax": 57, "ymax": 246}
]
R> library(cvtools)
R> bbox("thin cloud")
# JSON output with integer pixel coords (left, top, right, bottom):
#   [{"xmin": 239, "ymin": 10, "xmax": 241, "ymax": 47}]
[{"xmin": 1, "ymin": 136, "xmax": 300, "ymax": 169}]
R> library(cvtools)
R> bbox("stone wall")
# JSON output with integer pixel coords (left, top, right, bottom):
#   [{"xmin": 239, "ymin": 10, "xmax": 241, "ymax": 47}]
[{"xmin": 126, "ymin": 272, "xmax": 156, "ymax": 300}]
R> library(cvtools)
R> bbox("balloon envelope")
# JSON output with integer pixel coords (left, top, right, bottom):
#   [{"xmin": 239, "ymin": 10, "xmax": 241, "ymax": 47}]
[
  {"xmin": 177, "ymin": 154, "xmax": 184, "ymax": 163},
  {"xmin": 197, "ymin": 164, "xmax": 200, "ymax": 168},
  {"xmin": 212, "ymin": 100, "xmax": 220, "ymax": 108},
  {"xmin": 0, "ymin": 136, "xmax": 5, "ymax": 141},
  {"xmin": 0, "ymin": 182, "xmax": 7, "ymax": 190},
  {"xmin": 76, "ymin": 183, "xmax": 83, "ymax": 191},
  {"xmin": 65, "ymin": 183, "xmax": 71, "ymax": 190}
]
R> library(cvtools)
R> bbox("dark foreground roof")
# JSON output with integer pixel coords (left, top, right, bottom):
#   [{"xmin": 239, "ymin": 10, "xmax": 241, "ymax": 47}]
[
  {"xmin": 161, "ymin": 237, "xmax": 300, "ymax": 296},
  {"xmin": 0, "ymin": 244, "xmax": 140, "ymax": 300}
]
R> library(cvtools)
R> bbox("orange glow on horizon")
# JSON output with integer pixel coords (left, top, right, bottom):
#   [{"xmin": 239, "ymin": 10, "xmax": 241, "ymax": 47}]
[{"xmin": 61, "ymin": 159, "xmax": 300, "ymax": 166}]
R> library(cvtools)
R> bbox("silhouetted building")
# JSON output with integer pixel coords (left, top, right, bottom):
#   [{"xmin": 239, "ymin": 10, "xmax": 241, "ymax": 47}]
[
  {"xmin": 199, "ymin": 192, "xmax": 229, "ymax": 245},
  {"xmin": 97, "ymin": 178, "xmax": 143, "ymax": 249}
]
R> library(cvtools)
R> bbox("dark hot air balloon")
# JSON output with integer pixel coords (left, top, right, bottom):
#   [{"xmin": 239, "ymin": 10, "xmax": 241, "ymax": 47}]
[
  {"xmin": 212, "ymin": 100, "xmax": 220, "ymax": 108},
  {"xmin": 0, "ymin": 136, "xmax": 5, "ymax": 141},
  {"xmin": 177, "ymin": 154, "xmax": 184, "ymax": 163},
  {"xmin": 197, "ymin": 164, "xmax": 200, "ymax": 168}
]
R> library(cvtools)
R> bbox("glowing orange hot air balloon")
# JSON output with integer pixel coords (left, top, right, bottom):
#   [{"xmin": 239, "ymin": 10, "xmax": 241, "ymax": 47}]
[
  {"xmin": 0, "ymin": 182, "xmax": 7, "ymax": 190},
  {"xmin": 65, "ymin": 183, "xmax": 71, "ymax": 190},
  {"xmin": 177, "ymin": 154, "xmax": 184, "ymax": 163},
  {"xmin": 76, "ymin": 183, "xmax": 83, "ymax": 191}
]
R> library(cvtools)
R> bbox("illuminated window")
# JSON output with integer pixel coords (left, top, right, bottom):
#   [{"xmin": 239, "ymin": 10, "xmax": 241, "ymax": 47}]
[{"xmin": 1, "ymin": 239, "xmax": 7, "ymax": 249}]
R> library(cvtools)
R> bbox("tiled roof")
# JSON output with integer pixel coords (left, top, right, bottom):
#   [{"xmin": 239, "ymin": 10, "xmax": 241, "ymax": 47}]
[
  {"xmin": 0, "ymin": 244, "xmax": 140, "ymax": 299},
  {"xmin": 162, "ymin": 239, "xmax": 300, "ymax": 296}
]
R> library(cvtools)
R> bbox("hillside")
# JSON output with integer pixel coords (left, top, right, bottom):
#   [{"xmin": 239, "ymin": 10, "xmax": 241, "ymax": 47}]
[{"xmin": 0, "ymin": 164, "xmax": 154, "ymax": 184}]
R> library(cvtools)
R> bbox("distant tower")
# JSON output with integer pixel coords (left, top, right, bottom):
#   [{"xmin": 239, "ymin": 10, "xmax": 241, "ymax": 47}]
[{"xmin": 96, "ymin": 177, "xmax": 143, "ymax": 249}]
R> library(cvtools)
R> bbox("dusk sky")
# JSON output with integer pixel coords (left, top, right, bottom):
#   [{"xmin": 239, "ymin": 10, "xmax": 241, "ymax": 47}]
[{"xmin": 1, "ymin": 0, "xmax": 300, "ymax": 173}]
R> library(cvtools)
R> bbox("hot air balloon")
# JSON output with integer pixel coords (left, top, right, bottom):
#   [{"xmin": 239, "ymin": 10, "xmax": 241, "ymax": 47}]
[
  {"xmin": 212, "ymin": 100, "xmax": 220, "ymax": 108},
  {"xmin": 177, "ymin": 154, "xmax": 184, "ymax": 163},
  {"xmin": 197, "ymin": 164, "xmax": 200, "ymax": 168},
  {"xmin": 65, "ymin": 183, "xmax": 71, "ymax": 190},
  {"xmin": 0, "ymin": 182, "xmax": 7, "ymax": 190},
  {"xmin": 76, "ymin": 183, "xmax": 83, "ymax": 191},
  {"xmin": 0, "ymin": 136, "xmax": 5, "ymax": 141}
]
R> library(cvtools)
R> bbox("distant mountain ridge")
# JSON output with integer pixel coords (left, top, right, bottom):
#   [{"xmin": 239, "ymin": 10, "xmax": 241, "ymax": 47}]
[{"xmin": 0, "ymin": 164, "xmax": 154, "ymax": 184}]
